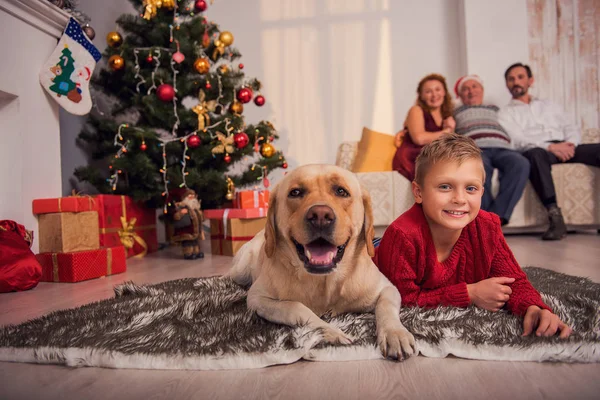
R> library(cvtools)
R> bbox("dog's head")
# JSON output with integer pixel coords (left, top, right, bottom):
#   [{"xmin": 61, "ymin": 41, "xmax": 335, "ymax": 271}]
[{"xmin": 264, "ymin": 164, "xmax": 374, "ymax": 274}]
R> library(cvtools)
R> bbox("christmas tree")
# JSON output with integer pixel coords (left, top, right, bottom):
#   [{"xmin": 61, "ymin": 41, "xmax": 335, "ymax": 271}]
[{"xmin": 75, "ymin": 0, "xmax": 287, "ymax": 211}]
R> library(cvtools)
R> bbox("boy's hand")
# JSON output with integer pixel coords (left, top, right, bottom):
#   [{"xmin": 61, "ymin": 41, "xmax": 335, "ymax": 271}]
[
  {"xmin": 467, "ymin": 277, "xmax": 515, "ymax": 312},
  {"xmin": 523, "ymin": 305, "xmax": 572, "ymax": 339}
]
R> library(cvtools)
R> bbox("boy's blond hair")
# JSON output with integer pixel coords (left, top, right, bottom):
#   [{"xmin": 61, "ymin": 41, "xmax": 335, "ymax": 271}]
[{"xmin": 414, "ymin": 133, "xmax": 485, "ymax": 185}]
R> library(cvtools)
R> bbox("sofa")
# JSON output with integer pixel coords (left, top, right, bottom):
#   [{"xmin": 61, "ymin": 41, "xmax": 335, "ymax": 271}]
[{"xmin": 336, "ymin": 128, "xmax": 600, "ymax": 233}]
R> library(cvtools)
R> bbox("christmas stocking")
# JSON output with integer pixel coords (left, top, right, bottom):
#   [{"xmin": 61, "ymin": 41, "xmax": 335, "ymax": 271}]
[{"xmin": 39, "ymin": 17, "xmax": 102, "ymax": 115}]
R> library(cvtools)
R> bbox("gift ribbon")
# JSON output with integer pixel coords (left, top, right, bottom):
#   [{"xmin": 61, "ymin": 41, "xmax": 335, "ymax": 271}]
[
  {"xmin": 117, "ymin": 195, "xmax": 148, "ymax": 258},
  {"xmin": 99, "ymin": 196, "xmax": 152, "ymax": 258},
  {"xmin": 253, "ymin": 191, "xmax": 259, "ymax": 208},
  {"xmin": 52, "ymin": 253, "xmax": 59, "ymax": 282},
  {"xmin": 117, "ymin": 216, "xmax": 148, "ymax": 258},
  {"xmin": 55, "ymin": 191, "xmax": 95, "ymax": 212},
  {"xmin": 211, "ymin": 235, "xmax": 255, "ymax": 241},
  {"xmin": 107, "ymin": 247, "xmax": 112, "ymax": 275}
]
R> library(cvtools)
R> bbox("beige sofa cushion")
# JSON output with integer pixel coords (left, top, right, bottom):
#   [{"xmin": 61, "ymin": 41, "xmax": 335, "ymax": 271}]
[{"xmin": 351, "ymin": 127, "xmax": 396, "ymax": 173}]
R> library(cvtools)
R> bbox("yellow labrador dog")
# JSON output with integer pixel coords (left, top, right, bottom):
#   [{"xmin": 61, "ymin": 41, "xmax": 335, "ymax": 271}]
[{"xmin": 227, "ymin": 164, "xmax": 415, "ymax": 360}]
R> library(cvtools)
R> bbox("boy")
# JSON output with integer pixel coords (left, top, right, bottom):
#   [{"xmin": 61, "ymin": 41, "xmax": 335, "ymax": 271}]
[{"xmin": 375, "ymin": 134, "xmax": 571, "ymax": 338}]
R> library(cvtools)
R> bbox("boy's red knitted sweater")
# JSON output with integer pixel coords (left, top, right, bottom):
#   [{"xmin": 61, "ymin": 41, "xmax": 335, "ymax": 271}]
[{"xmin": 374, "ymin": 204, "xmax": 550, "ymax": 317}]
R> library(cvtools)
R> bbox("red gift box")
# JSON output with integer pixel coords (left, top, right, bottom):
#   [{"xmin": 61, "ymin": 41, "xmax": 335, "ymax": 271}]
[
  {"xmin": 208, "ymin": 218, "xmax": 266, "ymax": 256},
  {"xmin": 203, "ymin": 207, "xmax": 268, "ymax": 220},
  {"xmin": 204, "ymin": 208, "xmax": 267, "ymax": 256},
  {"xmin": 32, "ymin": 196, "xmax": 97, "ymax": 214},
  {"xmin": 94, "ymin": 195, "xmax": 158, "ymax": 258},
  {"xmin": 36, "ymin": 246, "xmax": 127, "ymax": 283},
  {"xmin": 233, "ymin": 190, "xmax": 269, "ymax": 209}
]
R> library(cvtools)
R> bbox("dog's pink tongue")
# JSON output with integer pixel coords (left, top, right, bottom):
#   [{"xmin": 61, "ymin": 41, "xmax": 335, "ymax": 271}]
[{"xmin": 305, "ymin": 243, "xmax": 337, "ymax": 264}]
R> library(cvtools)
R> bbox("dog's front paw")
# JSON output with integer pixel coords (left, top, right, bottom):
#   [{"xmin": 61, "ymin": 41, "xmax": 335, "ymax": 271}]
[
  {"xmin": 320, "ymin": 324, "xmax": 354, "ymax": 345},
  {"xmin": 377, "ymin": 326, "xmax": 415, "ymax": 361}
]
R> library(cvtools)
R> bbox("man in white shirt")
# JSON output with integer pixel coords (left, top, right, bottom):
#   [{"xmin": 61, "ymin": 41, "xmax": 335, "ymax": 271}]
[{"xmin": 498, "ymin": 63, "xmax": 600, "ymax": 240}]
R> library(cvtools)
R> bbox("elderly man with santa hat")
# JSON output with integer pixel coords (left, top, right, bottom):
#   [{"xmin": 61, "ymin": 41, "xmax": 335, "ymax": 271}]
[{"xmin": 453, "ymin": 75, "xmax": 530, "ymax": 226}]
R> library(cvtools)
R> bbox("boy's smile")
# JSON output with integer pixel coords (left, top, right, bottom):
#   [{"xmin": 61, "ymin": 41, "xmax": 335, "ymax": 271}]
[{"xmin": 412, "ymin": 158, "xmax": 484, "ymax": 235}]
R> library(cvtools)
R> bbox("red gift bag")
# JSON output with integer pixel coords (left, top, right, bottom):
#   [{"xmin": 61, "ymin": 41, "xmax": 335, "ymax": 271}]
[{"xmin": 0, "ymin": 220, "xmax": 42, "ymax": 292}]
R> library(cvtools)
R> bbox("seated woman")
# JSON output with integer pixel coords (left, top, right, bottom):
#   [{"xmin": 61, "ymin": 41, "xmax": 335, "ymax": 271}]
[{"xmin": 393, "ymin": 73, "xmax": 455, "ymax": 181}]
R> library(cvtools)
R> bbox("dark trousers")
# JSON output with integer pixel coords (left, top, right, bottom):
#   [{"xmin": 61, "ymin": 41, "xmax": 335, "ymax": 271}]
[
  {"xmin": 522, "ymin": 143, "xmax": 600, "ymax": 206},
  {"xmin": 481, "ymin": 148, "xmax": 530, "ymax": 222}
]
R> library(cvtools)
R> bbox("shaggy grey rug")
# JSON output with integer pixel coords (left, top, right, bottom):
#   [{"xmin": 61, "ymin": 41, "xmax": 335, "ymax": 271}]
[{"xmin": 0, "ymin": 267, "xmax": 599, "ymax": 370}]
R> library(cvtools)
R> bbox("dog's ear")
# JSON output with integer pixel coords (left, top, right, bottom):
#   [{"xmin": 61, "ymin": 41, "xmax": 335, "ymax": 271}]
[
  {"xmin": 264, "ymin": 184, "xmax": 278, "ymax": 257},
  {"xmin": 361, "ymin": 186, "xmax": 375, "ymax": 257}
]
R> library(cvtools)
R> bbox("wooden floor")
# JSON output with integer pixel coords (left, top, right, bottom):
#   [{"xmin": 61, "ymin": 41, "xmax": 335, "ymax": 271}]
[{"xmin": 1, "ymin": 232, "xmax": 600, "ymax": 400}]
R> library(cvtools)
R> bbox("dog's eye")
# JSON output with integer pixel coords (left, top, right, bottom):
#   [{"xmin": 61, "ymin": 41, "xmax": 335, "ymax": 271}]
[
  {"xmin": 334, "ymin": 186, "xmax": 350, "ymax": 197},
  {"xmin": 288, "ymin": 188, "xmax": 303, "ymax": 198}
]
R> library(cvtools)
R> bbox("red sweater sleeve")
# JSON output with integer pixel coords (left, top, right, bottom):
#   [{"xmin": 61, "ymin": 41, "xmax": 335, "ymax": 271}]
[
  {"xmin": 376, "ymin": 227, "xmax": 471, "ymax": 309},
  {"xmin": 488, "ymin": 221, "xmax": 551, "ymax": 316}
]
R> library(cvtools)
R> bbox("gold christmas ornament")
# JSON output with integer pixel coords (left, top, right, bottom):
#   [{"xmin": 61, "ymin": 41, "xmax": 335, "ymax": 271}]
[
  {"xmin": 229, "ymin": 100, "xmax": 243, "ymax": 115},
  {"xmin": 108, "ymin": 55, "xmax": 125, "ymax": 70},
  {"xmin": 225, "ymin": 176, "xmax": 235, "ymax": 201},
  {"xmin": 219, "ymin": 31, "xmax": 234, "ymax": 47},
  {"xmin": 106, "ymin": 31, "xmax": 123, "ymax": 48},
  {"xmin": 193, "ymin": 57, "xmax": 210, "ymax": 74},
  {"xmin": 260, "ymin": 143, "xmax": 275, "ymax": 158}
]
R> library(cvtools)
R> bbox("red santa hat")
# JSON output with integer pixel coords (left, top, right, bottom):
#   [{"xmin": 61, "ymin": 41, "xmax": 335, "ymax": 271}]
[{"xmin": 454, "ymin": 75, "xmax": 484, "ymax": 98}]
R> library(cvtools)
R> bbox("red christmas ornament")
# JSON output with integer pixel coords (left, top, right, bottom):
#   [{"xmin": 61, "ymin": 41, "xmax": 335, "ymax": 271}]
[
  {"xmin": 224, "ymin": 154, "xmax": 232, "ymax": 163},
  {"xmin": 146, "ymin": 54, "xmax": 153, "ymax": 63},
  {"xmin": 205, "ymin": 82, "xmax": 212, "ymax": 89},
  {"xmin": 233, "ymin": 132, "xmax": 249, "ymax": 149},
  {"xmin": 187, "ymin": 135, "xmax": 201, "ymax": 148},
  {"xmin": 263, "ymin": 177, "xmax": 270, "ymax": 188},
  {"xmin": 238, "ymin": 63, "xmax": 244, "ymax": 69},
  {"xmin": 195, "ymin": 0, "xmax": 207, "ymax": 12},
  {"xmin": 282, "ymin": 162, "xmax": 288, "ymax": 169},
  {"xmin": 156, "ymin": 84, "xmax": 175, "ymax": 102},
  {"xmin": 140, "ymin": 142, "xmax": 148, "ymax": 151},
  {"xmin": 254, "ymin": 95, "xmax": 265, "ymax": 106},
  {"xmin": 237, "ymin": 87, "xmax": 253, "ymax": 104}
]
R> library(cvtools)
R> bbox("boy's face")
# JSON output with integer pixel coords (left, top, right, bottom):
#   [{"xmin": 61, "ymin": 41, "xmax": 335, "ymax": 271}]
[{"xmin": 412, "ymin": 159, "xmax": 484, "ymax": 233}]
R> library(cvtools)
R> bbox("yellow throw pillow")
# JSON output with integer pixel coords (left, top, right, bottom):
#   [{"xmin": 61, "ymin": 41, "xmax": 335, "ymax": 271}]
[{"xmin": 351, "ymin": 127, "xmax": 398, "ymax": 172}]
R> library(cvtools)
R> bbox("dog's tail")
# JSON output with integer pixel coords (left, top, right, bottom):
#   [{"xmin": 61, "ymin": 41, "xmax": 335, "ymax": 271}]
[{"xmin": 224, "ymin": 230, "xmax": 265, "ymax": 286}]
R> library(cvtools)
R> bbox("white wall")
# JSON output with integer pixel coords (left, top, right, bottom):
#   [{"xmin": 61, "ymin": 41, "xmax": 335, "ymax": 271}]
[
  {"xmin": 60, "ymin": 0, "xmax": 531, "ymax": 192},
  {"xmin": 199, "ymin": 0, "xmax": 464, "ymax": 167},
  {"xmin": 460, "ymin": 0, "xmax": 530, "ymax": 106},
  {"xmin": 0, "ymin": 0, "xmax": 68, "ymax": 252}
]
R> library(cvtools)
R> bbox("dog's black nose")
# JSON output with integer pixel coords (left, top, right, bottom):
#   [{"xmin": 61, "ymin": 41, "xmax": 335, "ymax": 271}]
[{"xmin": 306, "ymin": 205, "xmax": 335, "ymax": 230}]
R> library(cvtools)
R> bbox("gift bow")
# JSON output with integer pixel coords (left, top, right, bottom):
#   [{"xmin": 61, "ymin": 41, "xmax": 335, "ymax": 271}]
[
  {"xmin": 192, "ymin": 90, "xmax": 217, "ymax": 131},
  {"xmin": 66, "ymin": 189, "xmax": 96, "ymax": 212},
  {"xmin": 118, "ymin": 216, "xmax": 148, "ymax": 258},
  {"xmin": 212, "ymin": 39, "xmax": 226, "ymax": 61}
]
